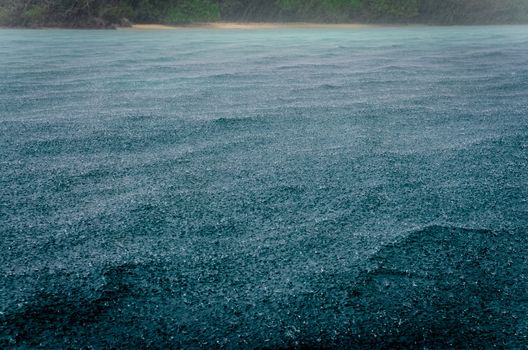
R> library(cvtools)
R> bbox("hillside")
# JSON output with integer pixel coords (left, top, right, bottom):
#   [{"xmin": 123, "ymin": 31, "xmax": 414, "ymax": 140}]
[{"xmin": 1, "ymin": 0, "xmax": 528, "ymax": 28}]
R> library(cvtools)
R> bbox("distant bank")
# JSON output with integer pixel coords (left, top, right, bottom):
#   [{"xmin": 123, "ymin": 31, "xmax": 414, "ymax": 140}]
[{"xmin": 1, "ymin": 0, "xmax": 527, "ymax": 29}]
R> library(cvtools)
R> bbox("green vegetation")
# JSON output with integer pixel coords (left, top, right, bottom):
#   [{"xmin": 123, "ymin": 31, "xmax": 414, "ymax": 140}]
[
  {"xmin": 276, "ymin": 0, "xmax": 361, "ymax": 22},
  {"xmin": 0, "ymin": 0, "xmax": 527, "ymax": 27},
  {"xmin": 163, "ymin": 0, "xmax": 220, "ymax": 23},
  {"xmin": 363, "ymin": 0, "xmax": 420, "ymax": 20}
]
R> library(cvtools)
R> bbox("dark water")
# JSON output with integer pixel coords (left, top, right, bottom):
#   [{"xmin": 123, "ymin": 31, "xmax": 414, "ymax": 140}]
[{"xmin": 1, "ymin": 26, "xmax": 527, "ymax": 348}]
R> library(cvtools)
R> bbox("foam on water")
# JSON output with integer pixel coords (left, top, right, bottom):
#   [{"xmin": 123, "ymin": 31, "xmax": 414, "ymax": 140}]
[{"xmin": 1, "ymin": 26, "xmax": 527, "ymax": 348}]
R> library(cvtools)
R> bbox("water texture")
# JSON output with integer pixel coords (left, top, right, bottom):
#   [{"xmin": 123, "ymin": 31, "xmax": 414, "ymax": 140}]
[{"xmin": 1, "ymin": 26, "xmax": 527, "ymax": 348}]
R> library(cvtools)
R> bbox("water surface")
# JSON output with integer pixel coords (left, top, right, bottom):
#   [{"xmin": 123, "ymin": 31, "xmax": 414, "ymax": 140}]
[{"xmin": 1, "ymin": 26, "xmax": 527, "ymax": 348}]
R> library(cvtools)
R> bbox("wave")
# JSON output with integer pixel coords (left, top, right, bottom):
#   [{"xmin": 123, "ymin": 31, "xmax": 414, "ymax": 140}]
[
  {"xmin": 1, "ymin": 225, "xmax": 526, "ymax": 348},
  {"xmin": 210, "ymin": 115, "xmax": 268, "ymax": 126},
  {"xmin": 345, "ymin": 225, "xmax": 527, "ymax": 348},
  {"xmin": 275, "ymin": 63, "xmax": 342, "ymax": 71},
  {"xmin": 0, "ymin": 261, "xmax": 178, "ymax": 348},
  {"xmin": 319, "ymin": 83, "xmax": 340, "ymax": 90},
  {"xmin": 466, "ymin": 49, "xmax": 508, "ymax": 60}
]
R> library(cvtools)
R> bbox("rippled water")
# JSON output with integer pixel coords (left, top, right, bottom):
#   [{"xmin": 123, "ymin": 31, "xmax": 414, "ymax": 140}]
[{"xmin": 1, "ymin": 26, "xmax": 528, "ymax": 348}]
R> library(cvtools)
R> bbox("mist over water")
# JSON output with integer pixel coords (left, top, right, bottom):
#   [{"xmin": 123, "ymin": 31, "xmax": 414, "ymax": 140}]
[{"xmin": 1, "ymin": 26, "xmax": 528, "ymax": 348}]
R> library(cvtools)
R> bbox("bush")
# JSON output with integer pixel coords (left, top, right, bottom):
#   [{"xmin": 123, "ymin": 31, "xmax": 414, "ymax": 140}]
[
  {"xmin": 277, "ymin": 0, "xmax": 361, "ymax": 22},
  {"xmin": 362, "ymin": 0, "xmax": 419, "ymax": 20},
  {"xmin": 99, "ymin": 2, "xmax": 135, "ymax": 23},
  {"xmin": 0, "ymin": 6, "xmax": 11, "ymax": 25},
  {"xmin": 163, "ymin": 0, "xmax": 220, "ymax": 23},
  {"xmin": 20, "ymin": 3, "xmax": 50, "ymax": 26}
]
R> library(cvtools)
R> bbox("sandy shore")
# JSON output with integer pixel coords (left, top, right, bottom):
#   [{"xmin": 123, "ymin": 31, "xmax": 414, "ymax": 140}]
[{"xmin": 128, "ymin": 22, "xmax": 373, "ymax": 30}]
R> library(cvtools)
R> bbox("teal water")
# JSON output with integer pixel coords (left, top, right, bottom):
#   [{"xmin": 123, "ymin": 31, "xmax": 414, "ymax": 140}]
[{"xmin": 1, "ymin": 26, "xmax": 528, "ymax": 348}]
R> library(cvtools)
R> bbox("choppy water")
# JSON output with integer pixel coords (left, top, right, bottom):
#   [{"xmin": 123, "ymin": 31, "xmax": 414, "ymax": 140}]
[{"xmin": 1, "ymin": 26, "xmax": 527, "ymax": 348}]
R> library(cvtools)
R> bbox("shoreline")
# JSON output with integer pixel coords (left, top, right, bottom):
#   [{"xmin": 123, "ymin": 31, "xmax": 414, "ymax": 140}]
[
  {"xmin": 126, "ymin": 22, "xmax": 377, "ymax": 30},
  {"xmin": 2, "ymin": 22, "xmax": 526, "ymax": 31}
]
